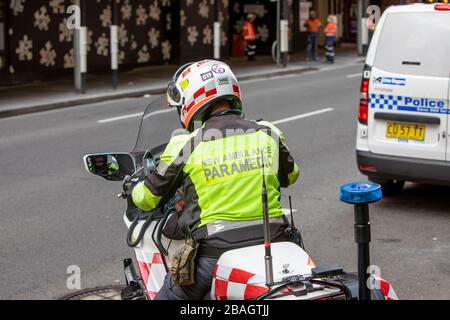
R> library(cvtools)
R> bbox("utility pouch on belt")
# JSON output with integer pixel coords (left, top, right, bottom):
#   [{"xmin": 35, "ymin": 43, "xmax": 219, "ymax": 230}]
[{"xmin": 171, "ymin": 237, "xmax": 199, "ymax": 286}]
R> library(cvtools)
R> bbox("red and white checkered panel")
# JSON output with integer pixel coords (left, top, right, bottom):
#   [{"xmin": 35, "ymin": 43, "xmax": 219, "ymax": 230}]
[
  {"xmin": 373, "ymin": 276, "xmax": 399, "ymax": 300},
  {"xmin": 183, "ymin": 80, "xmax": 217, "ymax": 118},
  {"xmin": 136, "ymin": 251, "xmax": 167, "ymax": 300},
  {"xmin": 211, "ymin": 264, "xmax": 269, "ymax": 300}
]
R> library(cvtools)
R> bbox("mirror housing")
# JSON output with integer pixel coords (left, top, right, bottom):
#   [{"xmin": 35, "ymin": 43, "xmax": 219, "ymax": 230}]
[{"xmin": 83, "ymin": 153, "xmax": 136, "ymax": 181}]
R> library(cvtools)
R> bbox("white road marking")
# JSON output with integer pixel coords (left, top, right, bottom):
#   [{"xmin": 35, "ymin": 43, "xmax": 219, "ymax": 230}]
[
  {"xmin": 304, "ymin": 63, "xmax": 362, "ymax": 74},
  {"xmin": 99, "ymin": 107, "xmax": 334, "ymax": 125},
  {"xmin": 97, "ymin": 112, "xmax": 143, "ymax": 123},
  {"xmin": 95, "ymin": 65, "xmax": 359, "ymax": 123},
  {"xmin": 282, "ymin": 208, "xmax": 298, "ymax": 215},
  {"xmin": 346, "ymin": 73, "xmax": 361, "ymax": 78},
  {"xmin": 272, "ymin": 108, "xmax": 334, "ymax": 125},
  {"xmin": 240, "ymin": 73, "xmax": 298, "ymax": 84},
  {"xmin": 97, "ymin": 108, "xmax": 175, "ymax": 124}
]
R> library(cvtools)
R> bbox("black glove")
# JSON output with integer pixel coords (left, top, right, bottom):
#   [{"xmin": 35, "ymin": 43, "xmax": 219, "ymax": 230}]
[{"xmin": 121, "ymin": 175, "xmax": 141, "ymax": 198}]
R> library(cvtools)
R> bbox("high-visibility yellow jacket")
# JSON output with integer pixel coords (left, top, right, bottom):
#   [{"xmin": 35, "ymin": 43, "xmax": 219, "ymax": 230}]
[{"xmin": 132, "ymin": 114, "xmax": 299, "ymax": 240}]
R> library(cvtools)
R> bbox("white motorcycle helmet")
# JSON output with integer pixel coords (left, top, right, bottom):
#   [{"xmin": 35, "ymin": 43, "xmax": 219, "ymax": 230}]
[{"xmin": 167, "ymin": 60, "xmax": 242, "ymax": 131}]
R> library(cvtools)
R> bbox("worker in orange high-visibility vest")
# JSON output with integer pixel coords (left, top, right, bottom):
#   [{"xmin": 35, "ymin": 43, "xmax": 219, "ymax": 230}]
[
  {"xmin": 242, "ymin": 13, "xmax": 257, "ymax": 61},
  {"xmin": 323, "ymin": 15, "xmax": 337, "ymax": 64},
  {"xmin": 304, "ymin": 11, "xmax": 322, "ymax": 61}
]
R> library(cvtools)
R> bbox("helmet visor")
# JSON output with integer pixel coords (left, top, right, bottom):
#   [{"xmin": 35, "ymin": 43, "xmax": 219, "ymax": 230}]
[
  {"xmin": 167, "ymin": 79, "xmax": 181, "ymax": 104},
  {"xmin": 167, "ymin": 62, "xmax": 194, "ymax": 105}
]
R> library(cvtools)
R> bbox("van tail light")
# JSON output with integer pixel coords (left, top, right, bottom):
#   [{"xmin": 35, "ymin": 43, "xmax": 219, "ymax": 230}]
[
  {"xmin": 359, "ymin": 164, "xmax": 377, "ymax": 173},
  {"xmin": 358, "ymin": 79, "xmax": 369, "ymax": 125},
  {"xmin": 435, "ymin": 4, "xmax": 450, "ymax": 11}
]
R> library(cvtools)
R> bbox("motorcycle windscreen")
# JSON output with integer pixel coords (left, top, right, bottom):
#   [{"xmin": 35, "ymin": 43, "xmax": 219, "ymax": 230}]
[{"xmin": 132, "ymin": 95, "xmax": 185, "ymax": 159}]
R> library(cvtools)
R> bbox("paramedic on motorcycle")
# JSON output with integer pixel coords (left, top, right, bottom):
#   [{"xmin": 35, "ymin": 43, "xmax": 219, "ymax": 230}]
[{"xmin": 131, "ymin": 60, "xmax": 300, "ymax": 300}]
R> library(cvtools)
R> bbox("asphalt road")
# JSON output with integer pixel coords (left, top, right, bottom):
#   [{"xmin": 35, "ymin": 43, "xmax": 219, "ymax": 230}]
[{"xmin": 0, "ymin": 62, "xmax": 449, "ymax": 300}]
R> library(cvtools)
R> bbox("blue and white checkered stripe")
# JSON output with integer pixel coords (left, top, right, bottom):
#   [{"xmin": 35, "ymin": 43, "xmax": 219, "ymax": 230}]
[{"xmin": 369, "ymin": 94, "xmax": 403, "ymax": 110}]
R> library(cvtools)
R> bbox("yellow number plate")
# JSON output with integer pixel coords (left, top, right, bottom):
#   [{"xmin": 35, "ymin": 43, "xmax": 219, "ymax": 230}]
[{"xmin": 386, "ymin": 122, "xmax": 425, "ymax": 141}]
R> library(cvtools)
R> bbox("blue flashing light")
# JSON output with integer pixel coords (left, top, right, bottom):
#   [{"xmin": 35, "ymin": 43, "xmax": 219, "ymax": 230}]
[{"xmin": 340, "ymin": 182, "xmax": 382, "ymax": 204}]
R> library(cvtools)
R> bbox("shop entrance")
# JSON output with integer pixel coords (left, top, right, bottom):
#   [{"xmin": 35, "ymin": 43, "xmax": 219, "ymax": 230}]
[{"xmin": 229, "ymin": 0, "xmax": 277, "ymax": 57}]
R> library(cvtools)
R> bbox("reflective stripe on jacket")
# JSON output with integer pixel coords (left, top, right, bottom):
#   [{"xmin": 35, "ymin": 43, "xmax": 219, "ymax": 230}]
[{"xmin": 132, "ymin": 114, "xmax": 299, "ymax": 239}]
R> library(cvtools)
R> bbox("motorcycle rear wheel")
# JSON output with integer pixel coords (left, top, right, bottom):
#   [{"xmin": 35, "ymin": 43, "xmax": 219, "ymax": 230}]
[{"xmin": 59, "ymin": 285, "xmax": 126, "ymax": 300}]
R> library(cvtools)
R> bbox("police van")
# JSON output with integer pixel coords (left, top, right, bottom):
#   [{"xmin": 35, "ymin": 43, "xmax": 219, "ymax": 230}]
[{"xmin": 356, "ymin": 3, "xmax": 450, "ymax": 195}]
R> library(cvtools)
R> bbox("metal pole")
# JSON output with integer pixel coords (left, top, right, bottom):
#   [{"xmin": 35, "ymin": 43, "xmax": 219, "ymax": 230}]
[
  {"xmin": 73, "ymin": 21, "xmax": 80, "ymax": 90},
  {"xmin": 111, "ymin": 0, "xmax": 119, "ymax": 90},
  {"xmin": 213, "ymin": 0, "xmax": 220, "ymax": 59},
  {"xmin": 354, "ymin": 203, "xmax": 371, "ymax": 300},
  {"xmin": 73, "ymin": 0, "xmax": 80, "ymax": 92},
  {"xmin": 362, "ymin": 0, "xmax": 369, "ymax": 55},
  {"xmin": 280, "ymin": 0, "xmax": 288, "ymax": 67},
  {"xmin": 74, "ymin": 0, "xmax": 87, "ymax": 93},
  {"xmin": 80, "ymin": 0, "xmax": 87, "ymax": 93},
  {"xmin": 276, "ymin": 0, "xmax": 280, "ymax": 65},
  {"xmin": 357, "ymin": 0, "xmax": 363, "ymax": 56}
]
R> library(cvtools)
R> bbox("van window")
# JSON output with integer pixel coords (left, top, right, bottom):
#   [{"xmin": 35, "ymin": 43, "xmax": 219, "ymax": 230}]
[{"xmin": 374, "ymin": 12, "xmax": 450, "ymax": 78}]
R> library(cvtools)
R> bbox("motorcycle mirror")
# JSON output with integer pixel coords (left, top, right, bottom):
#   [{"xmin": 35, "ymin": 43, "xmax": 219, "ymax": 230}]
[{"xmin": 83, "ymin": 153, "xmax": 136, "ymax": 181}]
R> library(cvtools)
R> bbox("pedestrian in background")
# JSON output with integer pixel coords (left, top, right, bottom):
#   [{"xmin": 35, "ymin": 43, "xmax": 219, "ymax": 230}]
[
  {"xmin": 324, "ymin": 15, "xmax": 337, "ymax": 64},
  {"xmin": 368, "ymin": 17, "xmax": 376, "ymax": 44},
  {"xmin": 304, "ymin": 11, "xmax": 321, "ymax": 61},
  {"xmin": 242, "ymin": 13, "xmax": 257, "ymax": 61}
]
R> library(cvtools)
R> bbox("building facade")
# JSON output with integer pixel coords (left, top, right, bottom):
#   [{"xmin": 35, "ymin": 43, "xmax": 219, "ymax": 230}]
[{"xmin": 0, "ymin": 0, "xmax": 430, "ymax": 85}]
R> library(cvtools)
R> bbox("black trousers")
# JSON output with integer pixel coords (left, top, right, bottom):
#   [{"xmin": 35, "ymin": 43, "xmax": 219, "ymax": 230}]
[
  {"xmin": 246, "ymin": 41, "xmax": 256, "ymax": 61},
  {"xmin": 325, "ymin": 36, "xmax": 336, "ymax": 63}
]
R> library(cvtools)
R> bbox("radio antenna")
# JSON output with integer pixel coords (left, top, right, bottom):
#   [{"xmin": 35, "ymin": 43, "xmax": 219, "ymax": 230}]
[
  {"xmin": 289, "ymin": 195, "xmax": 295, "ymax": 227},
  {"xmin": 261, "ymin": 162, "xmax": 274, "ymax": 287}
]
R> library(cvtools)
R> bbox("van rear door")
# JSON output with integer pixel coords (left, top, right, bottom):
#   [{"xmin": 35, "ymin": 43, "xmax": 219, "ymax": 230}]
[{"xmin": 368, "ymin": 11, "xmax": 450, "ymax": 161}]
